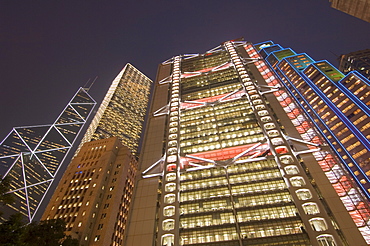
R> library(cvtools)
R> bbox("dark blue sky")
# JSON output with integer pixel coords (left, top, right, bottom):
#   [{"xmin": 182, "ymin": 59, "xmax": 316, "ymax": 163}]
[{"xmin": 0, "ymin": 0, "xmax": 369, "ymax": 140}]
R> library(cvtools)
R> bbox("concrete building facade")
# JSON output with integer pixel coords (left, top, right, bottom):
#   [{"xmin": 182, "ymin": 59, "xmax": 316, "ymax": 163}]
[{"xmin": 42, "ymin": 137, "xmax": 137, "ymax": 246}]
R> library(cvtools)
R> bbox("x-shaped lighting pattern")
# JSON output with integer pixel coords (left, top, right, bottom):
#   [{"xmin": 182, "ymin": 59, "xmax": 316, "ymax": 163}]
[
  {"xmin": 181, "ymin": 61, "xmax": 232, "ymax": 79},
  {"xmin": 0, "ymin": 88, "xmax": 96, "ymax": 222},
  {"xmin": 142, "ymin": 140, "xmax": 269, "ymax": 178},
  {"xmin": 184, "ymin": 141, "xmax": 266, "ymax": 171}
]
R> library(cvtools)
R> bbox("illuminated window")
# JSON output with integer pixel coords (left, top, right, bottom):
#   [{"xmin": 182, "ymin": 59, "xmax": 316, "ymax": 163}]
[
  {"xmin": 168, "ymin": 140, "xmax": 177, "ymax": 147},
  {"xmin": 164, "ymin": 194, "xmax": 175, "ymax": 204},
  {"xmin": 167, "ymin": 147, "xmax": 177, "ymax": 155},
  {"xmin": 261, "ymin": 116, "xmax": 272, "ymax": 122},
  {"xmin": 302, "ymin": 202, "xmax": 320, "ymax": 215},
  {"xmin": 275, "ymin": 146, "xmax": 288, "ymax": 154},
  {"xmin": 162, "ymin": 219, "xmax": 175, "ymax": 231},
  {"xmin": 164, "ymin": 206, "xmax": 175, "ymax": 217},
  {"xmin": 264, "ymin": 123, "xmax": 276, "ymax": 130},
  {"xmin": 161, "ymin": 234, "xmax": 174, "ymax": 246},
  {"xmin": 290, "ymin": 176, "xmax": 305, "ymax": 187},
  {"xmin": 271, "ymin": 138, "xmax": 284, "ymax": 145},
  {"xmin": 167, "ymin": 155, "xmax": 177, "ymax": 163},
  {"xmin": 284, "ymin": 165, "xmax": 299, "ymax": 175},
  {"xmin": 296, "ymin": 189, "xmax": 312, "ymax": 200},
  {"xmin": 309, "ymin": 218, "xmax": 328, "ymax": 231},
  {"xmin": 166, "ymin": 173, "xmax": 176, "ymax": 182},
  {"xmin": 258, "ymin": 110, "xmax": 269, "ymax": 116},
  {"xmin": 267, "ymin": 130, "xmax": 279, "ymax": 137},
  {"xmin": 165, "ymin": 183, "xmax": 176, "ymax": 192},
  {"xmin": 280, "ymin": 155, "xmax": 294, "ymax": 164}
]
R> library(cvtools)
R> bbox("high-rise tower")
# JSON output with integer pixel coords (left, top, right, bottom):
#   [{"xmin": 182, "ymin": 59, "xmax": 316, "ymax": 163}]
[
  {"xmin": 42, "ymin": 137, "xmax": 137, "ymax": 246},
  {"xmin": 0, "ymin": 87, "xmax": 96, "ymax": 223},
  {"xmin": 329, "ymin": 0, "xmax": 370, "ymax": 23},
  {"xmin": 40, "ymin": 64, "xmax": 151, "ymax": 244},
  {"xmin": 254, "ymin": 41, "xmax": 370, "ymax": 198},
  {"xmin": 339, "ymin": 49, "xmax": 370, "ymax": 80},
  {"xmin": 124, "ymin": 40, "xmax": 370, "ymax": 246},
  {"xmin": 76, "ymin": 63, "xmax": 152, "ymax": 157}
]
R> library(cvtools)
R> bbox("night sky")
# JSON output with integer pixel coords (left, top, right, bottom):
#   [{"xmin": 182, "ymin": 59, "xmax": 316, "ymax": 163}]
[{"xmin": 1, "ymin": 0, "xmax": 369, "ymax": 140}]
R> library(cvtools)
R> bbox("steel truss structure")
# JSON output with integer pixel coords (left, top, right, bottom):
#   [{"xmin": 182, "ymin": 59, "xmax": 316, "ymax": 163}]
[
  {"xmin": 0, "ymin": 87, "xmax": 96, "ymax": 222},
  {"xmin": 131, "ymin": 40, "xmax": 370, "ymax": 246}
]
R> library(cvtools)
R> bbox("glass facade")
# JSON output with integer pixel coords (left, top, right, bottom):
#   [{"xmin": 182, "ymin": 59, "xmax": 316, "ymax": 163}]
[
  {"xmin": 252, "ymin": 41, "xmax": 370, "ymax": 244},
  {"xmin": 176, "ymin": 52, "xmax": 308, "ymax": 244},
  {"xmin": 339, "ymin": 49, "xmax": 370, "ymax": 80},
  {"xmin": 0, "ymin": 88, "xmax": 96, "ymax": 222},
  {"xmin": 131, "ymin": 40, "xmax": 370, "ymax": 246},
  {"xmin": 77, "ymin": 63, "xmax": 152, "ymax": 157}
]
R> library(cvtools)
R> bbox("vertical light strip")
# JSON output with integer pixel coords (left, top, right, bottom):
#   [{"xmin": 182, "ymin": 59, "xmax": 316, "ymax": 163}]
[
  {"xmin": 227, "ymin": 41, "xmax": 343, "ymax": 245},
  {"xmin": 157, "ymin": 56, "xmax": 181, "ymax": 246}
]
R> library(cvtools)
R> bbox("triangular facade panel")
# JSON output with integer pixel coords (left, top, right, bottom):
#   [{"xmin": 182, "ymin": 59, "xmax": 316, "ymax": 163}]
[
  {"xmin": 23, "ymin": 155, "xmax": 53, "ymax": 186},
  {"xmin": 35, "ymin": 148, "xmax": 69, "ymax": 175},
  {"xmin": 5, "ymin": 157, "xmax": 26, "ymax": 192},
  {"xmin": 8, "ymin": 188, "xmax": 29, "ymax": 219},
  {"xmin": 70, "ymin": 88, "xmax": 95, "ymax": 104},
  {"xmin": 0, "ymin": 87, "xmax": 96, "ymax": 222},
  {"xmin": 26, "ymin": 181, "xmax": 52, "ymax": 219},
  {"xmin": 14, "ymin": 126, "xmax": 50, "ymax": 152},
  {"xmin": 55, "ymin": 124, "xmax": 83, "ymax": 144},
  {"xmin": 0, "ymin": 130, "xmax": 30, "ymax": 157},
  {"xmin": 55, "ymin": 105, "xmax": 84, "ymax": 125},
  {"xmin": 0, "ymin": 155, "xmax": 18, "ymax": 176},
  {"xmin": 70, "ymin": 104, "xmax": 95, "ymax": 120},
  {"xmin": 36, "ymin": 126, "xmax": 70, "ymax": 151}
]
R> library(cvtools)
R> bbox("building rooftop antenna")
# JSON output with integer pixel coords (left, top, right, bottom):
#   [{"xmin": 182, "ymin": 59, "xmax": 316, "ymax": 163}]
[{"xmin": 84, "ymin": 76, "xmax": 98, "ymax": 92}]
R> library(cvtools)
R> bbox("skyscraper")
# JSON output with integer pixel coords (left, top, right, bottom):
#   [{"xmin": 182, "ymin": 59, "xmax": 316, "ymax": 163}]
[
  {"xmin": 0, "ymin": 87, "xmax": 96, "ymax": 223},
  {"xmin": 40, "ymin": 64, "xmax": 152, "ymax": 244},
  {"xmin": 42, "ymin": 137, "xmax": 137, "ymax": 246},
  {"xmin": 76, "ymin": 63, "xmax": 152, "ymax": 157},
  {"xmin": 329, "ymin": 0, "xmax": 370, "ymax": 22},
  {"xmin": 254, "ymin": 41, "xmax": 370, "ymax": 198},
  {"xmin": 124, "ymin": 40, "xmax": 370, "ymax": 246},
  {"xmin": 339, "ymin": 49, "xmax": 370, "ymax": 80}
]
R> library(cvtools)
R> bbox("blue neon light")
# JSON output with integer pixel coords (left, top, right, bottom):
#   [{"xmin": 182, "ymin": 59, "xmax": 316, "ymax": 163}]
[{"xmin": 270, "ymin": 58, "xmax": 370, "ymax": 199}]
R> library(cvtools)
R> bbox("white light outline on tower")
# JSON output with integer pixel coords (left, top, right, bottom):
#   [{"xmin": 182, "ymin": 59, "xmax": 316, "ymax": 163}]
[
  {"xmin": 153, "ymin": 105, "xmax": 170, "ymax": 117},
  {"xmin": 183, "ymin": 87, "xmax": 245, "ymax": 108},
  {"xmin": 0, "ymin": 87, "xmax": 96, "ymax": 222},
  {"xmin": 158, "ymin": 76, "xmax": 172, "ymax": 85}
]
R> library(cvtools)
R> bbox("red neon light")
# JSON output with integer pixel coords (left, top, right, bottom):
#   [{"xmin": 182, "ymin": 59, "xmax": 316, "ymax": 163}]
[
  {"xmin": 181, "ymin": 63, "xmax": 232, "ymax": 78},
  {"xmin": 181, "ymin": 91, "xmax": 244, "ymax": 109},
  {"xmin": 275, "ymin": 146, "xmax": 289, "ymax": 154},
  {"xmin": 311, "ymin": 136, "xmax": 322, "ymax": 145},
  {"xmin": 249, "ymin": 43, "xmax": 370, "ymax": 237},
  {"xmin": 185, "ymin": 143, "xmax": 269, "ymax": 163},
  {"xmin": 267, "ymin": 80, "xmax": 279, "ymax": 86},
  {"xmin": 332, "ymin": 182, "xmax": 348, "ymax": 196},
  {"xmin": 357, "ymin": 202, "xmax": 370, "ymax": 222},
  {"xmin": 349, "ymin": 210, "xmax": 366, "ymax": 226}
]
